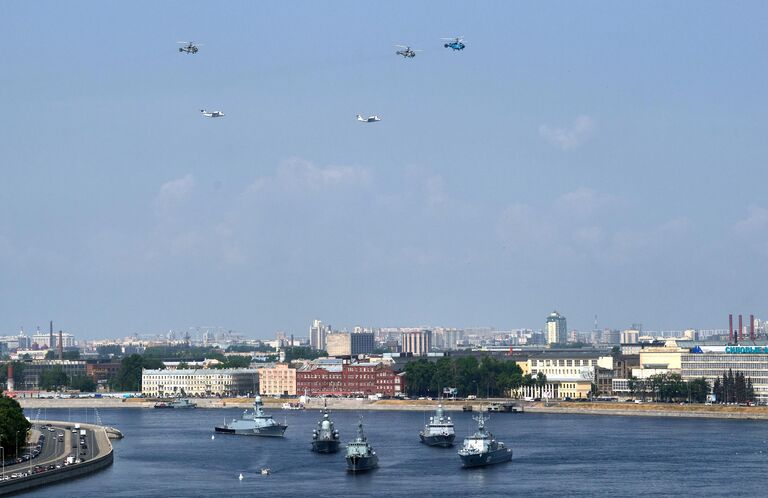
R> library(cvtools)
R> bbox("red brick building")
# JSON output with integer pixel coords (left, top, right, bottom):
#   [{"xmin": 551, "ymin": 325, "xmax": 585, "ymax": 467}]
[
  {"xmin": 296, "ymin": 363, "xmax": 404, "ymax": 397},
  {"xmin": 86, "ymin": 361, "xmax": 122, "ymax": 388}
]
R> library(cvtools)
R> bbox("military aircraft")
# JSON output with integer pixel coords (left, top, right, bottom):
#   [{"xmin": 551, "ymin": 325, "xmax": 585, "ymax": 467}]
[
  {"xmin": 178, "ymin": 41, "xmax": 201, "ymax": 54},
  {"xmin": 357, "ymin": 114, "xmax": 381, "ymax": 123},
  {"xmin": 200, "ymin": 109, "xmax": 225, "ymax": 118},
  {"xmin": 395, "ymin": 45, "xmax": 422, "ymax": 58},
  {"xmin": 441, "ymin": 37, "xmax": 466, "ymax": 51}
]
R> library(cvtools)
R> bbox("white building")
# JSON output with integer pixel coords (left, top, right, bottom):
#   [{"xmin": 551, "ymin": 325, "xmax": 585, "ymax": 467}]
[
  {"xmin": 141, "ymin": 368, "xmax": 258, "ymax": 397},
  {"xmin": 546, "ymin": 311, "xmax": 568, "ymax": 345},
  {"xmin": 309, "ymin": 319, "xmax": 330, "ymax": 350},
  {"xmin": 31, "ymin": 332, "xmax": 76, "ymax": 349}
]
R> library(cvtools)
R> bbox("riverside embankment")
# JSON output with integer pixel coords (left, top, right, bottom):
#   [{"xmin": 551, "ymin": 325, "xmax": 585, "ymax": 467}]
[{"xmin": 17, "ymin": 396, "xmax": 768, "ymax": 419}]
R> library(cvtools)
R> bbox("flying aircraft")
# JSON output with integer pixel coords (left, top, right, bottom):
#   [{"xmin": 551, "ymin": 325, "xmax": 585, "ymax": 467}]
[
  {"xmin": 395, "ymin": 45, "xmax": 422, "ymax": 58},
  {"xmin": 200, "ymin": 109, "xmax": 225, "ymax": 118},
  {"xmin": 178, "ymin": 41, "xmax": 201, "ymax": 54},
  {"xmin": 441, "ymin": 37, "xmax": 466, "ymax": 51},
  {"xmin": 357, "ymin": 114, "xmax": 381, "ymax": 123}
]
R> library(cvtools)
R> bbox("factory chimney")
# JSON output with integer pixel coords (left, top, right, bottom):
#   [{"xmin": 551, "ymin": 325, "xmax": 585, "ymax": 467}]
[
  {"xmin": 6, "ymin": 362, "xmax": 14, "ymax": 392},
  {"xmin": 58, "ymin": 330, "xmax": 64, "ymax": 361},
  {"xmin": 49, "ymin": 321, "xmax": 54, "ymax": 351}
]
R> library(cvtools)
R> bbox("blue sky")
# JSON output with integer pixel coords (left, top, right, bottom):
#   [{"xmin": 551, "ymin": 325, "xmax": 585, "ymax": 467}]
[{"xmin": 2, "ymin": 1, "xmax": 767, "ymax": 339}]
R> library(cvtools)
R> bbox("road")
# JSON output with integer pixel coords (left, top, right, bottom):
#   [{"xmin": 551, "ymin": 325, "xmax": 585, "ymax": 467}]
[{"xmin": 0, "ymin": 423, "xmax": 96, "ymax": 479}]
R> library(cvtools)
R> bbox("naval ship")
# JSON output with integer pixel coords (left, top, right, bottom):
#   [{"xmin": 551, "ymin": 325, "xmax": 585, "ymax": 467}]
[
  {"xmin": 457, "ymin": 413, "xmax": 512, "ymax": 468},
  {"xmin": 154, "ymin": 398, "xmax": 197, "ymax": 409},
  {"xmin": 214, "ymin": 395, "xmax": 287, "ymax": 437},
  {"xmin": 345, "ymin": 417, "xmax": 378, "ymax": 472},
  {"xmin": 419, "ymin": 403, "xmax": 455, "ymax": 447},
  {"xmin": 311, "ymin": 402, "xmax": 340, "ymax": 453}
]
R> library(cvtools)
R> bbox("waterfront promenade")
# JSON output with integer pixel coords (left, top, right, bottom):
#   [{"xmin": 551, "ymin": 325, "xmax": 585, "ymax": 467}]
[{"xmin": 17, "ymin": 396, "xmax": 768, "ymax": 419}]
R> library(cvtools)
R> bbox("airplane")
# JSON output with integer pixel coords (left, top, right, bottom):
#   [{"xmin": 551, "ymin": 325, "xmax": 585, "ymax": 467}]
[
  {"xmin": 441, "ymin": 37, "xmax": 466, "ymax": 51},
  {"xmin": 395, "ymin": 45, "xmax": 422, "ymax": 58},
  {"xmin": 178, "ymin": 41, "xmax": 201, "ymax": 54},
  {"xmin": 200, "ymin": 109, "xmax": 225, "ymax": 118},
  {"xmin": 357, "ymin": 114, "xmax": 381, "ymax": 123}
]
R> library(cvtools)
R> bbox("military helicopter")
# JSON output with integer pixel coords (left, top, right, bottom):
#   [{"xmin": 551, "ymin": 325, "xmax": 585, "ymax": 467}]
[
  {"xmin": 395, "ymin": 45, "xmax": 422, "ymax": 58},
  {"xmin": 200, "ymin": 109, "xmax": 225, "ymax": 118},
  {"xmin": 178, "ymin": 41, "xmax": 201, "ymax": 54},
  {"xmin": 441, "ymin": 37, "xmax": 466, "ymax": 51}
]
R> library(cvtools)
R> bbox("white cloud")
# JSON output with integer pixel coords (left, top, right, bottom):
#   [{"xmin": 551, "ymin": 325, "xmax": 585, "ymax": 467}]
[
  {"xmin": 734, "ymin": 207, "xmax": 768, "ymax": 237},
  {"xmin": 154, "ymin": 174, "xmax": 196, "ymax": 219},
  {"xmin": 249, "ymin": 158, "xmax": 371, "ymax": 194},
  {"xmin": 539, "ymin": 115, "xmax": 595, "ymax": 150}
]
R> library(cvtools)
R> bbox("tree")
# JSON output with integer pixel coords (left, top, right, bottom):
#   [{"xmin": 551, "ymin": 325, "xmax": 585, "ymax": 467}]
[
  {"xmin": 69, "ymin": 375, "xmax": 97, "ymax": 392},
  {"xmin": 713, "ymin": 377, "xmax": 722, "ymax": 402},
  {"xmin": 45, "ymin": 350, "xmax": 80, "ymax": 360},
  {"xmin": 0, "ymin": 395, "xmax": 31, "ymax": 457},
  {"xmin": 535, "ymin": 372, "xmax": 547, "ymax": 398},
  {"xmin": 110, "ymin": 354, "xmax": 165, "ymax": 392},
  {"xmin": 282, "ymin": 347, "xmax": 326, "ymax": 362},
  {"xmin": 40, "ymin": 366, "xmax": 69, "ymax": 391}
]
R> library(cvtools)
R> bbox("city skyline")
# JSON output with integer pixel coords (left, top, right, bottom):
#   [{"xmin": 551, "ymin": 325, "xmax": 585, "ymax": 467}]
[{"xmin": 2, "ymin": 2, "xmax": 768, "ymax": 339}]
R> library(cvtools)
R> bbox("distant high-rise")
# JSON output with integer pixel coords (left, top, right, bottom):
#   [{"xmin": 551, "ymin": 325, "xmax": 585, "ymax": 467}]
[
  {"xmin": 309, "ymin": 319, "xmax": 330, "ymax": 351},
  {"xmin": 546, "ymin": 311, "xmax": 568, "ymax": 345}
]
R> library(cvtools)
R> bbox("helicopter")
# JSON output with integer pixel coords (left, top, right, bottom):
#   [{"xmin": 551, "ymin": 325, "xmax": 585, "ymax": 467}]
[
  {"xmin": 441, "ymin": 37, "xmax": 466, "ymax": 51},
  {"xmin": 200, "ymin": 109, "xmax": 225, "ymax": 118},
  {"xmin": 178, "ymin": 41, "xmax": 201, "ymax": 54},
  {"xmin": 395, "ymin": 45, "xmax": 422, "ymax": 58},
  {"xmin": 357, "ymin": 114, "xmax": 381, "ymax": 123}
]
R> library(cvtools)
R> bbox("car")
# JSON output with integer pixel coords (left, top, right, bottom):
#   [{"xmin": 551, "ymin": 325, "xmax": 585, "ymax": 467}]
[{"xmin": 467, "ymin": 395, "xmax": 477, "ymax": 400}]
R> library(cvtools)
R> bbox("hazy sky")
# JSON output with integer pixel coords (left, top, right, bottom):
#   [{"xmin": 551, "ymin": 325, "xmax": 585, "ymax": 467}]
[{"xmin": 2, "ymin": 1, "xmax": 767, "ymax": 339}]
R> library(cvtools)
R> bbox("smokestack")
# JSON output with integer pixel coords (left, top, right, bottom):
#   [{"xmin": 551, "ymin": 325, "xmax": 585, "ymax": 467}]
[
  {"xmin": 58, "ymin": 330, "xmax": 64, "ymax": 361},
  {"xmin": 751, "ymin": 314, "xmax": 755, "ymax": 341},
  {"xmin": 7, "ymin": 363, "xmax": 14, "ymax": 392},
  {"xmin": 729, "ymin": 314, "xmax": 733, "ymax": 344},
  {"xmin": 739, "ymin": 315, "xmax": 743, "ymax": 343},
  {"xmin": 49, "ymin": 321, "xmax": 54, "ymax": 351}
]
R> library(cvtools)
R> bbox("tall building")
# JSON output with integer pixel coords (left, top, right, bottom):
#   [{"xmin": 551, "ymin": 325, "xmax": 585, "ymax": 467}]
[
  {"xmin": 309, "ymin": 319, "xmax": 330, "ymax": 351},
  {"xmin": 546, "ymin": 311, "xmax": 568, "ymax": 345},
  {"xmin": 351, "ymin": 332, "xmax": 374, "ymax": 356},
  {"xmin": 401, "ymin": 329, "xmax": 432, "ymax": 356}
]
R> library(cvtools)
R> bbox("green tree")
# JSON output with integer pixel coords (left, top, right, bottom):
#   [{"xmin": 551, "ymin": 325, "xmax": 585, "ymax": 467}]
[
  {"xmin": 535, "ymin": 372, "xmax": 548, "ymax": 398},
  {"xmin": 110, "ymin": 354, "xmax": 165, "ymax": 391},
  {"xmin": 0, "ymin": 395, "xmax": 31, "ymax": 457},
  {"xmin": 282, "ymin": 347, "xmax": 326, "ymax": 362},
  {"xmin": 40, "ymin": 366, "xmax": 69, "ymax": 391},
  {"xmin": 69, "ymin": 375, "xmax": 97, "ymax": 392},
  {"xmin": 44, "ymin": 350, "xmax": 80, "ymax": 360}
]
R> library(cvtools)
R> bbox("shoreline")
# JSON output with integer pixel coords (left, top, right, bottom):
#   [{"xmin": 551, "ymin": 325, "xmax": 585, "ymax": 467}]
[{"xmin": 17, "ymin": 397, "xmax": 768, "ymax": 420}]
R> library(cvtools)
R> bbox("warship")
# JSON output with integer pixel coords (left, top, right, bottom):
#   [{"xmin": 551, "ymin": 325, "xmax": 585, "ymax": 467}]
[
  {"xmin": 214, "ymin": 395, "xmax": 287, "ymax": 436},
  {"xmin": 311, "ymin": 402, "xmax": 341, "ymax": 453},
  {"xmin": 345, "ymin": 417, "xmax": 378, "ymax": 472},
  {"xmin": 457, "ymin": 413, "xmax": 512, "ymax": 468},
  {"xmin": 153, "ymin": 398, "xmax": 197, "ymax": 409},
  {"xmin": 419, "ymin": 403, "xmax": 455, "ymax": 447}
]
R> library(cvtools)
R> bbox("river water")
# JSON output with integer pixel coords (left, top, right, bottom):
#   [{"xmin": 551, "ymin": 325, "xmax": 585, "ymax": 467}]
[{"xmin": 19, "ymin": 407, "xmax": 767, "ymax": 497}]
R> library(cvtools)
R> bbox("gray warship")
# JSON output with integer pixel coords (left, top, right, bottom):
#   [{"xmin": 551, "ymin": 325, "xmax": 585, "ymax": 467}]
[
  {"xmin": 154, "ymin": 398, "xmax": 197, "ymax": 409},
  {"xmin": 214, "ymin": 395, "xmax": 287, "ymax": 437},
  {"xmin": 457, "ymin": 413, "xmax": 512, "ymax": 467},
  {"xmin": 345, "ymin": 417, "xmax": 378, "ymax": 472},
  {"xmin": 311, "ymin": 402, "xmax": 340, "ymax": 453},
  {"xmin": 419, "ymin": 403, "xmax": 455, "ymax": 447}
]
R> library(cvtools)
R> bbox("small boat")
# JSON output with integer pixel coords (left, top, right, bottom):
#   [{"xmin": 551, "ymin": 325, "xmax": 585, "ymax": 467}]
[
  {"xmin": 154, "ymin": 398, "xmax": 197, "ymax": 409},
  {"xmin": 281, "ymin": 402, "xmax": 305, "ymax": 410},
  {"xmin": 346, "ymin": 417, "xmax": 378, "ymax": 472},
  {"xmin": 260, "ymin": 468, "xmax": 271, "ymax": 476}
]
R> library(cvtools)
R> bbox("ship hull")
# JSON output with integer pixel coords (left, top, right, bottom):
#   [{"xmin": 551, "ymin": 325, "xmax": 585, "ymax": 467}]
[
  {"xmin": 420, "ymin": 433, "xmax": 455, "ymax": 447},
  {"xmin": 214, "ymin": 424, "xmax": 287, "ymax": 437},
  {"xmin": 346, "ymin": 454, "xmax": 378, "ymax": 472},
  {"xmin": 312, "ymin": 440, "xmax": 340, "ymax": 453},
  {"xmin": 459, "ymin": 448, "xmax": 512, "ymax": 468}
]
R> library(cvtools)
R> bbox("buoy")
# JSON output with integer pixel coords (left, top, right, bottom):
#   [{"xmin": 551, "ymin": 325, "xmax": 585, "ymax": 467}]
[
  {"xmin": 211, "ymin": 434, "xmax": 215, "ymax": 440},
  {"xmin": 238, "ymin": 473, "xmax": 244, "ymax": 481}
]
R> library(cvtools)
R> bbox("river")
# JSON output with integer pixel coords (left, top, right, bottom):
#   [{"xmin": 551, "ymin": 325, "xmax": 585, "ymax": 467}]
[{"xmin": 19, "ymin": 407, "xmax": 767, "ymax": 497}]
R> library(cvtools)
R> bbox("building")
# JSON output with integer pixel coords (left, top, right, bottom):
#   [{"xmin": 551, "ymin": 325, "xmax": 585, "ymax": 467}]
[
  {"xmin": 31, "ymin": 332, "xmax": 76, "ymax": 349},
  {"xmin": 296, "ymin": 363, "xmax": 404, "ymax": 397},
  {"xmin": 682, "ymin": 345, "xmax": 768, "ymax": 404},
  {"xmin": 141, "ymin": 368, "xmax": 258, "ymax": 397},
  {"xmin": 85, "ymin": 361, "xmax": 122, "ymax": 389},
  {"xmin": 433, "ymin": 328, "xmax": 464, "ymax": 350},
  {"xmin": 309, "ymin": 319, "xmax": 331, "ymax": 351},
  {"xmin": 351, "ymin": 332, "xmax": 374, "ymax": 356},
  {"xmin": 401, "ymin": 329, "xmax": 432, "ymax": 356},
  {"xmin": 19, "ymin": 360, "xmax": 87, "ymax": 390},
  {"xmin": 516, "ymin": 351, "xmax": 613, "ymax": 400},
  {"xmin": 257, "ymin": 363, "xmax": 297, "ymax": 396},
  {"xmin": 621, "ymin": 328, "xmax": 641, "ymax": 344},
  {"xmin": 546, "ymin": 311, "xmax": 568, "ymax": 345},
  {"xmin": 326, "ymin": 333, "xmax": 351, "ymax": 357}
]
